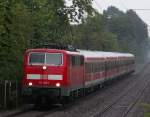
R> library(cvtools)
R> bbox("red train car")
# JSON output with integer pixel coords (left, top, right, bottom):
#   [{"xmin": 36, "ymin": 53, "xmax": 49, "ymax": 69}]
[
  {"xmin": 22, "ymin": 44, "xmax": 135, "ymax": 104},
  {"xmin": 79, "ymin": 50, "xmax": 135, "ymax": 89}
]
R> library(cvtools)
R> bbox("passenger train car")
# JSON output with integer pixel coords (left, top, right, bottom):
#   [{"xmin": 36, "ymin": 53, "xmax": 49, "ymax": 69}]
[{"xmin": 22, "ymin": 44, "xmax": 135, "ymax": 104}]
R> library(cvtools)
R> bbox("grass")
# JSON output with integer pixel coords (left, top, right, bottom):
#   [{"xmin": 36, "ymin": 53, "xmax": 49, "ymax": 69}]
[{"xmin": 141, "ymin": 103, "xmax": 150, "ymax": 117}]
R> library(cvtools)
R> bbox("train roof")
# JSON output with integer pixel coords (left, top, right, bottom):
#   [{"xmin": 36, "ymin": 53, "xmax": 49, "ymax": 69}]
[
  {"xmin": 25, "ymin": 48, "xmax": 134, "ymax": 58},
  {"xmin": 78, "ymin": 50, "xmax": 134, "ymax": 58}
]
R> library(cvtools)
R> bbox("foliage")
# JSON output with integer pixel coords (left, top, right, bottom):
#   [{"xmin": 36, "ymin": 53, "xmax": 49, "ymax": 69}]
[
  {"xmin": 64, "ymin": 0, "xmax": 94, "ymax": 22},
  {"xmin": 72, "ymin": 13, "xmax": 120, "ymax": 51},
  {"xmin": 0, "ymin": 0, "xmax": 31, "ymax": 80}
]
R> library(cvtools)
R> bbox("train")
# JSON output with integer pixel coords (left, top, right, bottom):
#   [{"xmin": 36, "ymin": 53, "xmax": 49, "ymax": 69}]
[{"xmin": 22, "ymin": 44, "xmax": 135, "ymax": 105}]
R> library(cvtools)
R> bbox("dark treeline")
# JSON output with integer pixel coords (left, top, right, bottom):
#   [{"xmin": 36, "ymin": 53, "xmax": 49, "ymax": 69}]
[
  {"xmin": 103, "ymin": 7, "xmax": 149, "ymax": 60},
  {"xmin": 73, "ymin": 7, "xmax": 149, "ymax": 56},
  {"xmin": 0, "ymin": 1, "xmax": 148, "ymax": 80}
]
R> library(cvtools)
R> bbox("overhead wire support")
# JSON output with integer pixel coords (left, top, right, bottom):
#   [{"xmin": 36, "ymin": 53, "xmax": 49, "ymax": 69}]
[{"xmin": 131, "ymin": 9, "xmax": 150, "ymax": 11}]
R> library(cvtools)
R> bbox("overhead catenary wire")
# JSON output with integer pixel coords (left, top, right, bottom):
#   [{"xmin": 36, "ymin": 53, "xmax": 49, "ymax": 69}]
[
  {"xmin": 131, "ymin": 9, "xmax": 150, "ymax": 11},
  {"xmin": 93, "ymin": 0, "xmax": 150, "ymax": 35},
  {"xmin": 116, "ymin": 1, "xmax": 150, "ymax": 27}
]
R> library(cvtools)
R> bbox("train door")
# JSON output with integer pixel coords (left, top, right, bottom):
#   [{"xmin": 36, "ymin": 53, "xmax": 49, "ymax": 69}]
[{"xmin": 69, "ymin": 55, "xmax": 84, "ymax": 90}]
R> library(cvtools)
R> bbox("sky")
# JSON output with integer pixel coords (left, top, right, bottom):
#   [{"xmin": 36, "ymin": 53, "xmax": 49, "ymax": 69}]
[{"xmin": 93, "ymin": 0, "xmax": 150, "ymax": 31}]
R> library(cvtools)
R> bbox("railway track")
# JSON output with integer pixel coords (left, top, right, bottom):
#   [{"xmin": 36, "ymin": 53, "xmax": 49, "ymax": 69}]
[
  {"xmin": 2, "ymin": 104, "xmax": 61, "ymax": 117},
  {"xmin": 93, "ymin": 63, "xmax": 150, "ymax": 117},
  {"xmin": 121, "ymin": 81, "xmax": 149, "ymax": 117}
]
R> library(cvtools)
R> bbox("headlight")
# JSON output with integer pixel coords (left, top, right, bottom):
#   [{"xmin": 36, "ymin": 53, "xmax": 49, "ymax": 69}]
[
  {"xmin": 43, "ymin": 66, "xmax": 47, "ymax": 70},
  {"xmin": 56, "ymin": 83, "xmax": 60, "ymax": 87},
  {"xmin": 28, "ymin": 82, "xmax": 33, "ymax": 86}
]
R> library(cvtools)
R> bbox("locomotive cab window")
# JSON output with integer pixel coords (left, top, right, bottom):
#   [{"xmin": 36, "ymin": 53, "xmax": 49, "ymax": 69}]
[
  {"xmin": 46, "ymin": 53, "xmax": 62, "ymax": 65},
  {"xmin": 29, "ymin": 52, "xmax": 63, "ymax": 66},
  {"xmin": 29, "ymin": 53, "xmax": 45, "ymax": 65}
]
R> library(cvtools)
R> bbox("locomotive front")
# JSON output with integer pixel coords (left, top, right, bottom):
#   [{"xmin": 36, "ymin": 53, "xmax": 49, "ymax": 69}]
[{"xmin": 22, "ymin": 49, "xmax": 68, "ymax": 104}]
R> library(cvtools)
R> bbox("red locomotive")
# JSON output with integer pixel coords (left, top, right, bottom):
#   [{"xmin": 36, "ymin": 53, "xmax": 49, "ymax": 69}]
[{"xmin": 22, "ymin": 44, "xmax": 135, "ymax": 104}]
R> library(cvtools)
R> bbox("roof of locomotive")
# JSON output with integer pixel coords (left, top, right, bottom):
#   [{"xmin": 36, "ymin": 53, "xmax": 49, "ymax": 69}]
[{"xmin": 25, "ymin": 48, "xmax": 83, "ymax": 56}]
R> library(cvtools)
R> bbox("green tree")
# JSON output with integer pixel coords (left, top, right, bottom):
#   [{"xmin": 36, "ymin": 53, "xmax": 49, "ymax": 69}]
[
  {"xmin": 72, "ymin": 13, "xmax": 119, "ymax": 51},
  {"xmin": 0, "ymin": 0, "xmax": 32, "ymax": 80}
]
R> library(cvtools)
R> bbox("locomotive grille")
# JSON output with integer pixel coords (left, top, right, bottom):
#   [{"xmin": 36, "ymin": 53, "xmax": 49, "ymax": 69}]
[{"xmin": 42, "ymin": 74, "xmax": 47, "ymax": 79}]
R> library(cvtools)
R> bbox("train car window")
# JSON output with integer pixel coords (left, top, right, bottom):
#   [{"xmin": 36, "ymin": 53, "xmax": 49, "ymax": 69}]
[
  {"xmin": 88, "ymin": 63, "xmax": 91, "ymax": 73},
  {"xmin": 74, "ymin": 56, "xmax": 79, "ymax": 66},
  {"xmin": 85, "ymin": 63, "xmax": 88, "ymax": 73},
  {"xmin": 29, "ymin": 52, "xmax": 45, "ymax": 65},
  {"xmin": 92, "ymin": 63, "xmax": 94, "ymax": 72},
  {"xmin": 95, "ymin": 62, "xmax": 98, "ymax": 72},
  {"xmin": 107, "ymin": 61, "xmax": 110, "ymax": 70},
  {"xmin": 71, "ymin": 56, "xmax": 75, "ymax": 66},
  {"xmin": 106, "ymin": 61, "xmax": 108, "ymax": 70},
  {"xmin": 93, "ymin": 62, "xmax": 97, "ymax": 72},
  {"xmin": 101, "ymin": 62, "xmax": 104, "ymax": 71},
  {"xmin": 69, "ymin": 56, "xmax": 72, "ymax": 66},
  {"xmin": 118, "ymin": 60, "xmax": 120, "ymax": 67},
  {"xmin": 113, "ymin": 60, "xmax": 115, "ymax": 68},
  {"xmin": 94, "ymin": 63, "xmax": 97, "ymax": 72},
  {"xmin": 99, "ymin": 62, "xmax": 100, "ymax": 71},
  {"xmin": 71, "ymin": 55, "xmax": 83, "ymax": 66},
  {"xmin": 109, "ymin": 61, "xmax": 111, "ymax": 69},
  {"xmin": 91, "ymin": 63, "xmax": 93, "ymax": 73},
  {"xmin": 86, "ymin": 63, "xmax": 91, "ymax": 73},
  {"xmin": 77, "ymin": 56, "xmax": 80, "ymax": 66},
  {"xmin": 75, "ymin": 56, "xmax": 78, "ymax": 65},
  {"xmin": 132, "ymin": 59, "xmax": 135, "ymax": 64},
  {"xmin": 90, "ymin": 63, "xmax": 92, "ymax": 73},
  {"xmin": 93, "ymin": 63, "xmax": 95, "ymax": 72},
  {"xmin": 114, "ymin": 60, "xmax": 116, "ymax": 68},
  {"xmin": 80, "ymin": 56, "xmax": 84, "ymax": 65},
  {"xmin": 116, "ymin": 60, "xmax": 119, "ymax": 67},
  {"xmin": 110, "ymin": 60, "xmax": 113, "ymax": 69},
  {"xmin": 99, "ymin": 62, "xmax": 101, "ymax": 72},
  {"xmin": 99, "ymin": 62, "xmax": 102, "ymax": 72},
  {"xmin": 46, "ymin": 53, "xmax": 62, "ymax": 66},
  {"xmin": 100, "ymin": 62, "xmax": 102, "ymax": 71}
]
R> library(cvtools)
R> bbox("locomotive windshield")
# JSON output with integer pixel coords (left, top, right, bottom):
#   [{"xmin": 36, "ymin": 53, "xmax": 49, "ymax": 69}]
[{"xmin": 29, "ymin": 52, "xmax": 63, "ymax": 66}]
